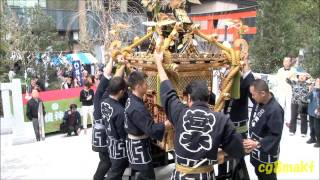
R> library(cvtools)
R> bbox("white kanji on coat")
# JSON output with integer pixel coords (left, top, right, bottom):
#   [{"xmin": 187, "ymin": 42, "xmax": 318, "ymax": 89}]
[
  {"xmin": 179, "ymin": 109, "xmax": 216, "ymax": 153},
  {"xmin": 101, "ymin": 102, "xmax": 113, "ymax": 132}
]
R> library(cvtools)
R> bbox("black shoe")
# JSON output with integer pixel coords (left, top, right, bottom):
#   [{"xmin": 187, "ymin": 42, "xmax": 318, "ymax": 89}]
[
  {"xmin": 314, "ymin": 142, "xmax": 320, "ymax": 148},
  {"xmin": 306, "ymin": 138, "xmax": 316, "ymax": 144}
]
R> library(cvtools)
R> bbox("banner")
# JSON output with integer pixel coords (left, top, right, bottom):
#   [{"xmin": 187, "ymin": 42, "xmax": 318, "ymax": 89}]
[
  {"xmin": 72, "ymin": 60, "xmax": 83, "ymax": 86},
  {"xmin": 22, "ymin": 87, "xmax": 96, "ymax": 134}
]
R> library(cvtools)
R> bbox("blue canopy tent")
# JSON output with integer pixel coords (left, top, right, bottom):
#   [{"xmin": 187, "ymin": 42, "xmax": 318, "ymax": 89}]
[
  {"xmin": 65, "ymin": 52, "xmax": 98, "ymax": 65},
  {"xmin": 65, "ymin": 52, "xmax": 98, "ymax": 76}
]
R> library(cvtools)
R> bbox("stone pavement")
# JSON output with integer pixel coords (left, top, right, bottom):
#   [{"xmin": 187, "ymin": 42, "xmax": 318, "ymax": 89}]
[{"xmin": 1, "ymin": 127, "xmax": 319, "ymax": 180}]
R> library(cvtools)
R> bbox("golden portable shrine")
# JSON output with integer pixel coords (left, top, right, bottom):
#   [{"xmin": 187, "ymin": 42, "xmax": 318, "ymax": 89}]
[{"xmin": 110, "ymin": 0, "xmax": 249, "ymax": 152}]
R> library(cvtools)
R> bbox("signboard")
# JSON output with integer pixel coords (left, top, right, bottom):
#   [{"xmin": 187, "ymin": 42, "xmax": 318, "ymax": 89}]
[
  {"xmin": 22, "ymin": 87, "xmax": 96, "ymax": 134},
  {"xmin": 72, "ymin": 60, "xmax": 83, "ymax": 86}
]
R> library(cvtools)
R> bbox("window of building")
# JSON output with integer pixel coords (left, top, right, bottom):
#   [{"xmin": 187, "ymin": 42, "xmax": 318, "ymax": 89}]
[
  {"xmin": 213, "ymin": 19, "xmax": 218, "ymax": 29},
  {"xmin": 242, "ymin": 34, "xmax": 254, "ymax": 42},
  {"xmin": 241, "ymin": 17, "xmax": 256, "ymax": 27}
]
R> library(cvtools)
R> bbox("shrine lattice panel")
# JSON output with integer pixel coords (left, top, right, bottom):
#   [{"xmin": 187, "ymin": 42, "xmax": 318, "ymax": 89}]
[{"xmin": 145, "ymin": 71, "xmax": 213, "ymax": 96}]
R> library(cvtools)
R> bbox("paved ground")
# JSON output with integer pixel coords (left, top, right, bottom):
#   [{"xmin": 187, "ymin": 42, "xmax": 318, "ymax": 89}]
[{"xmin": 1, "ymin": 125, "xmax": 319, "ymax": 180}]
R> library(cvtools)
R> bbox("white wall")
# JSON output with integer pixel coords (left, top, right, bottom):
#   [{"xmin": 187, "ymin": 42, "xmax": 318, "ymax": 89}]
[{"xmin": 191, "ymin": 1, "xmax": 238, "ymax": 14}]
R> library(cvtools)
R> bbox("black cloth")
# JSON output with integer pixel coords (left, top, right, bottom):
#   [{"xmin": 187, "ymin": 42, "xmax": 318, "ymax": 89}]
[
  {"xmin": 105, "ymin": 158, "xmax": 128, "ymax": 180},
  {"xmin": 68, "ymin": 113, "xmax": 77, "ymax": 126},
  {"xmin": 314, "ymin": 117, "xmax": 320, "ymax": 142},
  {"xmin": 126, "ymin": 138, "xmax": 154, "ymax": 171},
  {"xmin": 92, "ymin": 76, "xmax": 110, "ymax": 152},
  {"xmin": 92, "ymin": 76, "xmax": 112, "ymax": 180},
  {"xmin": 101, "ymin": 96, "xmax": 128, "ymax": 179},
  {"xmin": 36, "ymin": 80, "xmax": 46, "ymax": 91},
  {"xmin": 93, "ymin": 76, "xmax": 110, "ymax": 120},
  {"xmin": 309, "ymin": 115, "xmax": 320, "ymax": 142},
  {"xmin": 102, "ymin": 97, "xmax": 127, "ymax": 140},
  {"xmin": 135, "ymin": 165, "xmax": 156, "ymax": 180},
  {"xmin": 32, "ymin": 118, "xmax": 41, "ymax": 141},
  {"xmin": 219, "ymin": 72, "xmax": 254, "ymax": 178},
  {"xmin": 249, "ymin": 96, "xmax": 284, "ymax": 156},
  {"xmin": 309, "ymin": 116, "xmax": 316, "ymax": 139},
  {"xmin": 224, "ymin": 72, "xmax": 255, "ymax": 122},
  {"xmin": 80, "ymin": 89, "xmax": 94, "ymax": 106},
  {"xmin": 289, "ymin": 103, "xmax": 308, "ymax": 134},
  {"xmin": 124, "ymin": 93, "xmax": 165, "ymax": 171},
  {"xmin": 208, "ymin": 92, "xmax": 216, "ymax": 106},
  {"xmin": 63, "ymin": 111, "xmax": 81, "ymax": 136},
  {"xmin": 102, "ymin": 89, "xmax": 128, "ymax": 108},
  {"xmin": 125, "ymin": 93, "xmax": 165, "ymax": 139},
  {"xmin": 27, "ymin": 98, "xmax": 45, "ymax": 141},
  {"xmin": 63, "ymin": 111, "xmax": 81, "ymax": 127},
  {"xmin": 218, "ymin": 158, "xmax": 250, "ymax": 179},
  {"xmin": 251, "ymin": 158, "xmax": 277, "ymax": 180},
  {"xmin": 93, "ymin": 152, "xmax": 111, "ymax": 180},
  {"xmin": 249, "ymin": 96, "xmax": 284, "ymax": 180},
  {"xmin": 160, "ymin": 80, "xmax": 244, "ymax": 179},
  {"xmin": 26, "ymin": 98, "xmax": 45, "ymax": 120},
  {"xmin": 67, "ymin": 126, "xmax": 79, "ymax": 136}
]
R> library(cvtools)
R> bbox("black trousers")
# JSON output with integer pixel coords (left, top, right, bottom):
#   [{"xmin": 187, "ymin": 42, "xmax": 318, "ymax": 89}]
[
  {"xmin": 251, "ymin": 158, "xmax": 277, "ymax": 180},
  {"xmin": 67, "ymin": 125, "xmax": 79, "ymax": 136},
  {"xmin": 289, "ymin": 103, "xmax": 308, "ymax": 134},
  {"xmin": 32, "ymin": 118, "xmax": 40, "ymax": 141},
  {"xmin": 218, "ymin": 158, "xmax": 250, "ymax": 180},
  {"xmin": 218, "ymin": 124, "xmax": 248, "ymax": 179},
  {"xmin": 94, "ymin": 152, "xmax": 111, "ymax": 180},
  {"xmin": 106, "ymin": 158, "xmax": 128, "ymax": 180},
  {"xmin": 309, "ymin": 116, "xmax": 316, "ymax": 139},
  {"xmin": 314, "ymin": 116, "xmax": 320, "ymax": 141},
  {"xmin": 135, "ymin": 165, "xmax": 156, "ymax": 180}
]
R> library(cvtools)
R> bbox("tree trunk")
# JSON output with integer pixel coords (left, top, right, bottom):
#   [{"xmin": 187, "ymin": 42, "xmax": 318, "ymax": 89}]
[
  {"xmin": 78, "ymin": 0, "xmax": 87, "ymax": 43},
  {"xmin": 120, "ymin": 0, "xmax": 128, "ymax": 13}
]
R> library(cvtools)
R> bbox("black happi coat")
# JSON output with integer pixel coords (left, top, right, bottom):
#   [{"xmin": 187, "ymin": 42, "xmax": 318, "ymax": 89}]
[
  {"xmin": 224, "ymin": 72, "xmax": 255, "ymax": 122},
  {"xmin": 101, "ymin": 97, "xmax": 127, "ymax": 160},
  {"xmin": 124, "ymin": 93, "xmax": 165, "ymax": 170},
  {"xmin": 160, "ymin": 80, "xmax": 244, "ymax": 180},
  {"xmin": 249, "ymin": 96, "xmax": 284, "ymax": 164},
  {"xmin": 92, "ymin": 75, "xmax": 110, "ymax": 152}
]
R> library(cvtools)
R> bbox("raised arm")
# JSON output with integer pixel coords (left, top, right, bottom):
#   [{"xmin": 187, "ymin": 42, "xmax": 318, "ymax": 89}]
[
  {"xmin": 241, "ymin": 58, "xmax": 255, "ymax": 102},
  {"xmin": 114, "ymin": 54, "xmax": 127, "ymax": 78},
  {"xmin": 286, "ymin": 77, "xmax": 296, "ymax": 86},
  {"xmin": 155, "ymin": 51, "xmax": 186, "ymax": 126},
  {"xmin": 154, "ymin": 52, "xmax": 168, "ymax": 82},
  {"xmin": 93, "ymin": 58, "xmax": 113, "ymax": 119},
  {"xmin": 103, "ymin": 57, "xmax": 113, "ymax": 78},
  {"xmin": 243, "ymin": 72, "xmax": 255, "ymax": 103}
]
